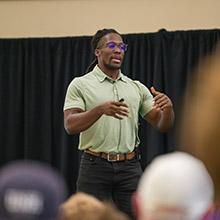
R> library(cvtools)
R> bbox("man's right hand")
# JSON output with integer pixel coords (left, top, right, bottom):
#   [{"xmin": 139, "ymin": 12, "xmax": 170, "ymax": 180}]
[{"xmin": 100, "ymin": 101, "xmax": 129, "ymax": 119}]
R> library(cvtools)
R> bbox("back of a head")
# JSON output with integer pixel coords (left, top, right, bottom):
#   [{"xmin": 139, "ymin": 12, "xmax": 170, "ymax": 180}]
[
  {"xmin": 60, "ymin": 192, "xmax": 105, "ymax": 220},
  {"xmin": 179, "ymin": 45, "xmax": 220, "ymax": 203},
  {"xmin": 0, "ymin": 160, "xmax": 67, "ymax": 220},
  {"xmin": 136, "ymin": 152, "xmax": 214, "ymax": 220},
  {"xmin": 98, "ymin": 202, "xmax": 130, "ymax": 220},
  {"xmin": 60, "ymin": 192, "xmax": 130, "ymax": 220}
]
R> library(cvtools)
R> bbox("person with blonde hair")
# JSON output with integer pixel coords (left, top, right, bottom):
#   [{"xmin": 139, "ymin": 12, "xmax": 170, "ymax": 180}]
[
  {"xmin": 59, "ymin": 192, "xmax": 130, "ymax": 220},
  {"xmin": 179, "ymin": 45, "xmax": 220, "ymax": 218}
]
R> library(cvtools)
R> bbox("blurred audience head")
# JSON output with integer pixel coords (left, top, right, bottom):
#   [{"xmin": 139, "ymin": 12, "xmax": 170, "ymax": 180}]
[
  {"xmin": 0, "ymin": 160, "xmax": 67, "ymax": 220},
  {"xmin": 179, "ymin": 44, "xmax": 220, "ymax": 204},
  {"xmin": 133, "ymin": 152, "xmax": 214, "ymax": 220},
  {"xmin": 59, "ymin": 192, "xmax": 104, "ymax": 220},
  {"xmin": 59, "ymin": 192, "xmax": 130, "ymax": 220},
  {"xmin": 99, "ymin": 202, "xmax": 130, "ymax": 220}
]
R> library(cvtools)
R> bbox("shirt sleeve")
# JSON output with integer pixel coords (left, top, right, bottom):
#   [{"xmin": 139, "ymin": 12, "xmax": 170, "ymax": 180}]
[
  {"xmin": 133, "ymin": 81, "xmax": 154, "ymax": 117},
  {"xmin": 63, "ymin": 78, "xmax": 86, "ymax": 111}
]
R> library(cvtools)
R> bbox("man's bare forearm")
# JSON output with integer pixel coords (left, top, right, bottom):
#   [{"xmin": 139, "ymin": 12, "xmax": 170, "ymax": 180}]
[
  {"xmin": 157, "ymin": 107, "xmax": 175, "ymax": 132},
  {"xmin": 64, "ymin": 106, "xmax": 103, "ymax": 134},
  {"xmin": 64, "ymin": 101, "xmax": 129, "ymax": 135}
]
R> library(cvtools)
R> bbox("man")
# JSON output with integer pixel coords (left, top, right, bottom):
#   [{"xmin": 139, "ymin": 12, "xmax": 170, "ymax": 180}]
[
  {"xmin": 133, "ymin": 152, "xmax": 214, "ymax": 220},
  {"xmin": 63, "ymin": 28, "xmax": 174, "ymax": 219}
]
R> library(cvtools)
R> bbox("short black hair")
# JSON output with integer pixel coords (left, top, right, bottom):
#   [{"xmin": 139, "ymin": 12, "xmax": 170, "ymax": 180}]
[{"xmin": 86, "ymin": 28, "xmax": 121, "ymax": 73}]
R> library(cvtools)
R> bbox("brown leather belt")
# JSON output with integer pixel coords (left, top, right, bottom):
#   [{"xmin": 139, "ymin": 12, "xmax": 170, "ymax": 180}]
[{"xmin": 84, "ymin": 149, "xmax": 137, "ymax": 162}]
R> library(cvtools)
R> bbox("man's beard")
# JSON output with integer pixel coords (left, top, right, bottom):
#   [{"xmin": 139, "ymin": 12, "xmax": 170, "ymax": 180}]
[{"xmin": 105, "ymin": 62, "xmax": 121, "ymax": 70}]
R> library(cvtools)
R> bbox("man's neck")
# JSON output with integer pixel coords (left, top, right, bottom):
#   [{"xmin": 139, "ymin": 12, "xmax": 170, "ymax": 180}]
[{"xmin": 97, "ymin": 64, "xmax": 120, "ymax": 80}]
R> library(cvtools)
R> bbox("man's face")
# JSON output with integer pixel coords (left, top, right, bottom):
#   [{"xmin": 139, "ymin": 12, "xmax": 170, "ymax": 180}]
[{"xmin": 95, "ymin": 33, "xmax": 126, "ymax": 70}]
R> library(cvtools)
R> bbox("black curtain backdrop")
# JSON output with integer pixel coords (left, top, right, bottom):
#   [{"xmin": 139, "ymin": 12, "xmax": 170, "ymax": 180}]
[{"xmin": 0, "ymin": 29, "xmax": 220, "ymax": 194}]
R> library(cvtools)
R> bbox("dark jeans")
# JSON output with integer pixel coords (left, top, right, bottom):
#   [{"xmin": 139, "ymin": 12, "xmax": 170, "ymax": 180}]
[{"xmin": 76, "ymin": 152, "xmax": 143, "ymax": 219}]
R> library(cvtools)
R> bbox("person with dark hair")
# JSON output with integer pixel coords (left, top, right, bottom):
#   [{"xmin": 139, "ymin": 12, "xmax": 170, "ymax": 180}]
[
  {"xmin": 63, "ymin": 28, "xmax": 174, "ymax": 219},
  {"xmin": 86, "ymin": 29, "xmax": 120, "ymax": 73},
  {"xmin": 0, "ymin": 160, "xmax": 67, "ymax": 220}
]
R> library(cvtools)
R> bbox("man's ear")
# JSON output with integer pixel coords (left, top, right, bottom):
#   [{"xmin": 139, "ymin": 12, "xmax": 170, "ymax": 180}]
[
  {"xmin": 132, "ymin": 192, "xmax": 140, "ymax": 218},
  {"xmin": 95, "ymin": 48, "xmax": 100, "ymax": 57}
]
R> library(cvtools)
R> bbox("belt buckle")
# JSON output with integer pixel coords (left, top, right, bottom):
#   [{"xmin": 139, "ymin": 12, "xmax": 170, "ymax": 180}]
[{"xmin": 107, "ymin": 153, "xmax": 120, "ymax": 162}]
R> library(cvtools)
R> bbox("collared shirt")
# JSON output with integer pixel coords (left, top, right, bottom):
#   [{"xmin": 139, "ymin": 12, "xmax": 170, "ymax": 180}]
[{"xmin": 64, "ymin": 65, "xmax": 154, "ymax": 153}]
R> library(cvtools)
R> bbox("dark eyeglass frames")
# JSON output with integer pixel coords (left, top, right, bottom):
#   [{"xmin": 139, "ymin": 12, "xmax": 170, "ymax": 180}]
[{"xmin": 101, "ymin": 42, "xmax": 128, "ymax": 52}]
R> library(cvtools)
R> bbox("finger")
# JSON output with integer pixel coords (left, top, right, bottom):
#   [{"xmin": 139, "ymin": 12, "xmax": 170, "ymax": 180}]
[
  {"xmin": 153, "ymin": 93, "xmax": 164, "ymax": 101},
  {"xmin": 115, "ymin": 101, "xmax": 128, "ymax": 107},
  {"xmin": 116, "ymin": 106, "xmax": 129, "ymax": 117},
  {"xmin": 114, "ymin": 113, "xmax": 124, "ymax": 120},
  {"xmin": 111, "ymin": 105, "xmax": 129, "ymax": 114},
  {"xmin": 119, "ymin": 106, "xmax": 129, "ymax": 113},
  {"xmin": 155, "ymin": 99, "xmax": 172, "ymax": 111},
  {"xmin": 157, "ymin": 100, "xmax": 169, "ymax": 108},
  {"xmin": 150, "ymin": 86, "xmax": 159, "ymax": 96},
  {"xmin": 118, "ymin": 111, "xmax": 129, "ymax": 117},
  {"xmin": 115, "ymin": 109, "xmax": 129, "ymax": 117},
  {"xmin": 153, "ymin": 99, "xmax": 166, "ymax": 109},
  {"xmin": 152, "ymin": 104, "xmax": 161, "ymax": 112},
  {"xmin": 154, "ymin": 95, "xmax": 167, "ymax": 103}
]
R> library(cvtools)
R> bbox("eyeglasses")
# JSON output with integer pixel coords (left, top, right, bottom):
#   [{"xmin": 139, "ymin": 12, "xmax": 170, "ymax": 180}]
[{"xmin": 105, "ymin": 42, "xmax": 128, "ymax": 52}]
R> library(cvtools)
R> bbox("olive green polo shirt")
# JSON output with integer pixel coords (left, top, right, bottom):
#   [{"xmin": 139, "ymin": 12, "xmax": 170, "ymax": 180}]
[{"xmin": 64, "ymin": 65, "xmax": 154, "ymax": 153}]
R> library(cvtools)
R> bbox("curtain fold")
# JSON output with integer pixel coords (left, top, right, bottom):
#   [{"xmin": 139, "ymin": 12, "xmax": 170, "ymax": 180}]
[{"xmin": 0, "ymin": 29, "xmax": 219, "ymax": 193}]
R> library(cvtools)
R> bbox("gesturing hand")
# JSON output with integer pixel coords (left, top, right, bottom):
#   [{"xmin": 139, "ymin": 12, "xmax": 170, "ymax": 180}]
[
  {"xmin": 150, "ymin": 87, "xmax": 173, "ymax": 111},
  {"xmin": 101, "ymin": 101, "xmax": 129, "ymax": 119}
]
